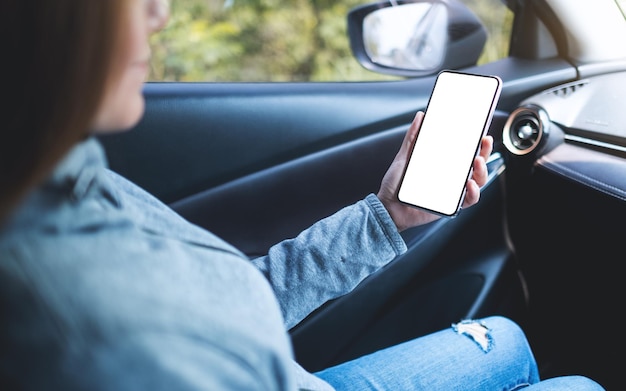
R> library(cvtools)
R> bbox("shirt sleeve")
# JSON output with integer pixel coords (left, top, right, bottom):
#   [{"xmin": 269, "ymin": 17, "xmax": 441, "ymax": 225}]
[{"xmin": 249, "ymin": 193, "xmax": 407, "ymax": 330}]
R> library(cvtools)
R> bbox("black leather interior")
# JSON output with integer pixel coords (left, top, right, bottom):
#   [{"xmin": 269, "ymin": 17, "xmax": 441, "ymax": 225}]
[
  {"xmin": 537, "ymin": 141, "xmax": 626, "ymax": 201},
  {"xmin": 170, "ymin": 126, "xmax": 405, "ymax": 257}
]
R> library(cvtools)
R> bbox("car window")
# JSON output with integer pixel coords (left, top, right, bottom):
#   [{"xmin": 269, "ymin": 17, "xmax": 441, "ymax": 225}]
[{"xmin": 148, "ymin": 0, "xmax": 513, "ymax": 82}]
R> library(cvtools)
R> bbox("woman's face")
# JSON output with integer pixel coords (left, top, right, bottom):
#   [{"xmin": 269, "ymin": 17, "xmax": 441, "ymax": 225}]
[{"xmin": 91, "ymin": 0, "xmax": 169, "ymax": 133}]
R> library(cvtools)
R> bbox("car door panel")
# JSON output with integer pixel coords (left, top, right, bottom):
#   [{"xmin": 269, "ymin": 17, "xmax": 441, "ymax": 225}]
[
  {"xmin": 169, "ymin": 124, "xmax": 405, "ymax": 258},
  {"xmin": 99, "ymin": 80, "xmax": 433, "ymax": 205},
  {"xmin": 98, "ymin": 58, "xmax": 577, "ymax": 205}
]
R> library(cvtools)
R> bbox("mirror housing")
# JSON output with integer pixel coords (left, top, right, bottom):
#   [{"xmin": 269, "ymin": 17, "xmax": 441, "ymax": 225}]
[{"xmin": 348, "ymin": 0, "xmax": 487, "ymax": 77}]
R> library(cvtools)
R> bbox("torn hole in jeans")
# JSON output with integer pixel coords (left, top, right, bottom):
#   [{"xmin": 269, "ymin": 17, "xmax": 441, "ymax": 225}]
[{"xmin": 452, "ymin": 319, "xmax": 493, "ymax": 353}]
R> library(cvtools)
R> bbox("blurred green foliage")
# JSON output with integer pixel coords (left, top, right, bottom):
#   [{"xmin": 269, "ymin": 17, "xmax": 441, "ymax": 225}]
[{"xmin": 148, "ymin": 0, "xmax": 512, "ymax": 82}]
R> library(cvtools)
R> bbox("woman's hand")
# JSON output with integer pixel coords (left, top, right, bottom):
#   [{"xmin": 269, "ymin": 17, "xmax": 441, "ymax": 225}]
[{"xmin": 376, "ymin": 111, "xmax": 494, "ymax": 232}]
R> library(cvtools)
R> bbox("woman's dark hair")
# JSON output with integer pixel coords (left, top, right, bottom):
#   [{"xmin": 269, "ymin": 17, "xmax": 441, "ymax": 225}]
[{"xmin": 0, "ymin": 0, "xmax": 125, "ymax": 222}]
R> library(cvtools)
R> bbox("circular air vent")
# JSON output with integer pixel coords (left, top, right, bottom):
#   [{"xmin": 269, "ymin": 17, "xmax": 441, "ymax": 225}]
[{"xmin": 503, "ymin": 105, "xmax": 550, "ymax": 156}]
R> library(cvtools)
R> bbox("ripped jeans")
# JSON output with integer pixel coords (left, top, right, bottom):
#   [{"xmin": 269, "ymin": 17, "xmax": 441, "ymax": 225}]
[{"xmin": 315, "ymin": 316, "xmax": 604, "ymax": 391}]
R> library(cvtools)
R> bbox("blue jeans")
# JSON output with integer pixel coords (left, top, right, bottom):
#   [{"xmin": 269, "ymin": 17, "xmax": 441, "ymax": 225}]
[{"xmin": 315, "ymin": 316, "xmax": 604, "ymax": 390}]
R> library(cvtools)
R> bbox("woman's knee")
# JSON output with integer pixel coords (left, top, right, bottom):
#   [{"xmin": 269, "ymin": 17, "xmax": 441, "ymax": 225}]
[
  {"xmin": 454, "ymin": 316, "xmax": 539, "ymax": 379},
  {"xmin": 479, "ymin": 315, "xmax": 528, "ymax": 341}
]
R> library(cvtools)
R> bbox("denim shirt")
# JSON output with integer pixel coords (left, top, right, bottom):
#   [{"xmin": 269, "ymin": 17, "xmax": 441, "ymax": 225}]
[{"xmin": 0, "ymin": 138, "xmax": 407, "ymax": 390}]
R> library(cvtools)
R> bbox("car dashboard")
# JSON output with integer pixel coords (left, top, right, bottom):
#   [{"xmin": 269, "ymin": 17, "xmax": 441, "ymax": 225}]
[
  {"xmin": 502, "ymin": 70, "xmax": 626, "ymax": 201},
  {"xmin": 498, "ymin": 70, "xmax": 625, "ymax": 387}
]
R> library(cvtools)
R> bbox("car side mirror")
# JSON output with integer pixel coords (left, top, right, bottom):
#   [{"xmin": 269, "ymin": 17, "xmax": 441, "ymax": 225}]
[{"xmin": 348, "ymin": 0, "xmax": 487, "ymax": 77}]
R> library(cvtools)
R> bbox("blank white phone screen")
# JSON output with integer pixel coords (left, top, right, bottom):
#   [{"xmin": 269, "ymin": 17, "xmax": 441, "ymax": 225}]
[{"xmin": 397, "ymin": 71, "xmax": 501, "ymax": 216}]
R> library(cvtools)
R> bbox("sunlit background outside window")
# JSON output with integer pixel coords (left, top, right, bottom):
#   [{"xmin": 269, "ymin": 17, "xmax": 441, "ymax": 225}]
[{"xmin": 148, "ymin": 0, "xmax": 513, "ymax": 82}]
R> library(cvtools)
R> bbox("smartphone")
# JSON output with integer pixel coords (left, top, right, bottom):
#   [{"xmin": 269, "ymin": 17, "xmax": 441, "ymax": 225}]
[{"xmin": 397, "ymin": 70, "xmax": 502, "ymax": 217}]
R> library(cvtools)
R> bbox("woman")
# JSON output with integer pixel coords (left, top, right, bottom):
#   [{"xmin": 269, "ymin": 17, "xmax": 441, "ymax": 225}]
[{"xmin": 0, "ymin": 1, "xmax": 605, "ymax": 390}]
